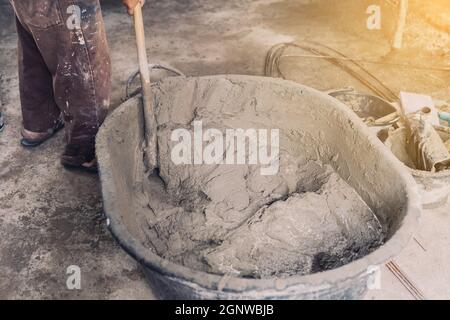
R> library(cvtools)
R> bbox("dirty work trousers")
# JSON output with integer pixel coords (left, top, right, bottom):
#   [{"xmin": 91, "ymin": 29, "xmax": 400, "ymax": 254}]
[{"xmin": 10, "ymin": 0, "xmax": 111, "ymax": 165}]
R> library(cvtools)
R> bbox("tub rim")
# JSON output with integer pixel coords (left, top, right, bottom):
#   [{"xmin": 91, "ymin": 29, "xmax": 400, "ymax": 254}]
[
  {"xmin": 96, "ymin": 75, "xmax": 421, "ymax": 294},
  {"xmin": 412, "ymin": 168, "xmax": 450, "ymax": 178}
]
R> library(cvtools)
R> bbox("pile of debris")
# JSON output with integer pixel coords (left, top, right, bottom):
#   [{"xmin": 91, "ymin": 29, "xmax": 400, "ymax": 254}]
[
  {"xmin": 265, "ymin": 42, "xmax": 450, "ymax": 173},
  {"xmin": 381, "ymin": 92, "xmax": 450, "ymax": 172},
  {"xmin": 334, "ymin": 90, "xmax": 450, "ymax": 173}
]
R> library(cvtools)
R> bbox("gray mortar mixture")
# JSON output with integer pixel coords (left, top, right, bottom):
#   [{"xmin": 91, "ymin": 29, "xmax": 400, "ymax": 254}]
[{"xmin": 134, "ymin": 77, "xmax": 385, "ymax": 279}]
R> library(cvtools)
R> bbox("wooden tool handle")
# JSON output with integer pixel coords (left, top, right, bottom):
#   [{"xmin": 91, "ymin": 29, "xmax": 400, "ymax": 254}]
[
  {"xmin": 393, "ymin": 0, "xmax": 408, "ymax": 49},
  {"xmin": 134, "ymin": 4, "xmax": 151, "ymax": 88},
  {"xmin": 133, "ymin": 3, "xmax": 158, "ymax": 171}
]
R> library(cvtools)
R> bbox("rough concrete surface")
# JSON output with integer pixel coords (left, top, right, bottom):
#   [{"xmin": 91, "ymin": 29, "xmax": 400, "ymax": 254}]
[{"xmin": 0, "ymin": 0, "xmax": 449, "ymax": 299}]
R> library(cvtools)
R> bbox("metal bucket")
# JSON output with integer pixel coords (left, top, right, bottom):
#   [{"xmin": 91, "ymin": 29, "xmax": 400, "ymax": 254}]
[
  {"xmin": 378, "ymin": 126, "xmax": 450, "ymax": 208},
  {"xmin": 328, "ymin": 90, "xmax": 398, "ymax": 125},
  {"xmin": 96, "ymin": 75, "xmax": 421, "ymax": 300}
]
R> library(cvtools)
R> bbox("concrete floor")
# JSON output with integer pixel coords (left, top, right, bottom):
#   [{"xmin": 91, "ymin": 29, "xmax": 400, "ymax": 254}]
[{"xmin": 0, "ymin": 0, "xmax": 449, "ymax": 299}]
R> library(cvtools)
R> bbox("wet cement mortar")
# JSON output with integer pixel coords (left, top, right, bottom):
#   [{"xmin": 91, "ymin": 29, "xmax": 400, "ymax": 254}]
[
  {"xmin": 0, "ymin": 0, "xmax": 449, "ymax": 299},
  {"xmin": 137, "ymin": 77, "xmax": 385, "ymax": 279}
]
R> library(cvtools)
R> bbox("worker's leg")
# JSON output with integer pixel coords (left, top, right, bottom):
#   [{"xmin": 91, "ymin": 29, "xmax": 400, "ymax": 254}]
[
  {"xmin": 54, "ymin": 0, "xmax": 111, "ymax": 166},
  {"xmin": 15, "ymin": 17, "xmax": 61, "ymax": 135},
  {"xmin": 12, "ymin": 0, "xmax": 111, "ymax": 165}
]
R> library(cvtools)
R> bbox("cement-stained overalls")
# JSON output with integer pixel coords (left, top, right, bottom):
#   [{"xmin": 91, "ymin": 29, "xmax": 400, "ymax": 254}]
[{"xmin": 10, "ymin": 0, "xmax": 111, "ymax": 166}]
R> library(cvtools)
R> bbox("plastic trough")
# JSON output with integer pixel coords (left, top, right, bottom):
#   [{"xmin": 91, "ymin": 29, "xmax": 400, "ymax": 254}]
[{"xmin": 96, "ymin": 75, "xmax": 421, "ymax": 300}]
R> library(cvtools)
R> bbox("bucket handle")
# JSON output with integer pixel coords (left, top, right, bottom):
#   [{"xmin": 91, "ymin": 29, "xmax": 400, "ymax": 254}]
[{"xmin": 125, "ymin": 63, "xmax": 185, "ymax": 100}]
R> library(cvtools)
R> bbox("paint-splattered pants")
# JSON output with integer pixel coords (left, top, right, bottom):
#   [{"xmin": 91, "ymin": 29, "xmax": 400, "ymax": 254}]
[{"xmin": 10, "ymin": 0, "xmax": 111, "ymax": 165}]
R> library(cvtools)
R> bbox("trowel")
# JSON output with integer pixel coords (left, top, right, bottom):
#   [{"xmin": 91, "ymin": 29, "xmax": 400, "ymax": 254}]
[{"xmin": 133, "ymin": 3, "xmax": 158, "ymax": 172}]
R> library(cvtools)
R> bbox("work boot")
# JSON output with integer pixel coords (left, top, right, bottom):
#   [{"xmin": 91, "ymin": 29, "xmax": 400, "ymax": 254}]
[{"xmin": 20, "ymin": 119, "xmax": 64, "ymax": 147}]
